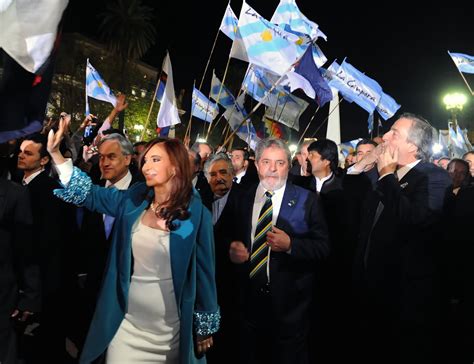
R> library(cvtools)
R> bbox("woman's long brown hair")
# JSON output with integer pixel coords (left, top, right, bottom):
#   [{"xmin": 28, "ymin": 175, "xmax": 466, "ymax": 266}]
[{"xmin": 140, "ymin": 137, "xmax": 192, "ymax": 230}]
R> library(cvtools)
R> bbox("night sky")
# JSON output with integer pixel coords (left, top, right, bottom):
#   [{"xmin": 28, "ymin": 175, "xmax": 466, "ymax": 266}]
[{"xmin": 64, "ymin": 1, "xmax": 474, "ymax": 143}]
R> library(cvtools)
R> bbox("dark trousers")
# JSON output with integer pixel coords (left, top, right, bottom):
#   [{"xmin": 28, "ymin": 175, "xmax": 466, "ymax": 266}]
[{"xmin": 237, "ymin": 284, "xmax": 309, "ymax": 364}]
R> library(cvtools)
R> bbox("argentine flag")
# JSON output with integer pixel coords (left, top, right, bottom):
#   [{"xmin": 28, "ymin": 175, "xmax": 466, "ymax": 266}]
[
  {"xmin": 219, "ymin": 4, "xmax": 239, "ymax": 41},
  {"xmin": 86, "ymin": 59, "xmax": 117, "ymax": 107},
  {"xmin": 191, "ymin": 87, "xmax": 219, "ymax": 123}
]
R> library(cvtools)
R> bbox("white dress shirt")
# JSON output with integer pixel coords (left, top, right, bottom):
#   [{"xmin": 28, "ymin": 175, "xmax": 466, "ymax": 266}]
[
  {"xmin": 250, "ymin": 182, "xmax": 286, "ymax": 282},
  {"xmin": 314, "ymin": 172, "xmax": 333, "ymax": 193},
  {"xmin": 22, "ymin": 168, "xmax": 45, "ymax": 185},
  {"xmin": 234, "ymin": 170, "xmax": 246, "ymax": 184}
]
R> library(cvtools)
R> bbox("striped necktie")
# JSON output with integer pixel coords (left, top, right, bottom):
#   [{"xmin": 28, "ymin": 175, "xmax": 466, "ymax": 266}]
[{"xmin": 249, "ymin": 190, "xmax": 273, "ymax": 284}]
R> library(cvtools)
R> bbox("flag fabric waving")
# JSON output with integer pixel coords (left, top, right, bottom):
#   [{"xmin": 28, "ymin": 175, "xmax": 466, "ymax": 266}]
[
  {"xmin": 156, "ymin": 52, "xmax": 181, "ymax": 128},
  {"xmin": 328, "ymin": 60, "xmax": 382, "ymax": 114},
  {"xmin": 86, "ymin": 59, "xmax": 117, "ymax": 107},
  {"xmin": 448, "ymin": 51, "xmax": 474, "ymax": 74},
  {"xmin": 223, "ymin": 94, "xmax": 260, "ymax": 149},
  {"xmin": 270, "ymin": 0, "xmax": 327, "ymax": 41},
  {"xmin": 191, "ymin": 87, "xmax": 219, "ymax": 123},
  {"xmin": 210, "ymin": 71, "xmax": 236, "ymax": 109},
  {"xmin": 0, "ymin": 0, "xmax": 68, "ymax": 73},
  {"xmin": 230, "ymin": 1, "xmax": 306, "ymax": 76},
  {"xmin": 376, "ymin": 91, "xmax": 401, "ymax": 120},
  {"xmin": 219, "ymin": 4, "xmax": 239, "ymax": 41},
  {"xmin": 293, "ymin": 45, "xmax": 332, "ymax": 106}
]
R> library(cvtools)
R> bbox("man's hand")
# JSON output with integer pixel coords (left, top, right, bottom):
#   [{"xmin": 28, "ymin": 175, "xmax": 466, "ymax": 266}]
[
  {"xmin": 80, "ymin": 114, "xmax": 97, "ymax": 130},
  {"xmin": 47, "ymin": 118, "xmax": 67, "ymax": 165},
  {"xmin": 115, "ymin": 93, "xmax": 128, "ymax": 112},
  {"xmin": 229, "ymin": 241, "xmax": 249, "ymax": 263},
  {"xmin": 377, "ymin": 143, "xmax": 398, "ymax": 175},
  {"xmin": 352, "ymin": 143, "xmax": 383, "ymax": 172},
  {"xmin": 266, "ymin": 226, "xmax": 291, "ymax": 252}
]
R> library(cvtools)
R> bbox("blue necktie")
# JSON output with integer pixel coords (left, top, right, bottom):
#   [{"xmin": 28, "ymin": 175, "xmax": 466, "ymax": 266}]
[
  {"xmin": 104, "ymin": 214, "xmax": 115, "ymax": 240},
  {"xmin": 103, "ymin": 184, "xmax": 115, "ymax": 239}
]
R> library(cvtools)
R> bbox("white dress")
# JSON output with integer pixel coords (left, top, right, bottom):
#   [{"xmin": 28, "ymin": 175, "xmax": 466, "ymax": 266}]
[{"xmin": 106, "ymin": 217, "xmax": 180, "ymax": 363}]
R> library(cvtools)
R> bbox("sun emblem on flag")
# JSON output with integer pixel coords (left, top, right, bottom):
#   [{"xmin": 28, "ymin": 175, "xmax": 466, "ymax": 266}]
[
  {"xmin": 295, "ymin": 37, "xmax": 304, "ymax": 45},
  {"xmin": 97, "ymin": 81, "xmax": 103, "ymax": 88},
  {"xmin": 261, "ymin": 29, "xmax": 273, "ymax": 42}
]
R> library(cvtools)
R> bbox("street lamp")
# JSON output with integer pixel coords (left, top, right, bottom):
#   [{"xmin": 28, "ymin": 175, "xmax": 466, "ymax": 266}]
[{"xmin": 443, "ymin": 92, "xmax": 467, "ymax": 129}]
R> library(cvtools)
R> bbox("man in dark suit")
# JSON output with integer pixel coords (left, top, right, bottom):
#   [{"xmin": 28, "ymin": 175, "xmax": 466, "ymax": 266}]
[
  {"xmin": 0, "ymin": 170, "xmax": 40, "ymax": 364},
  {"xmin": 293, "ymin": 139, "xmax": 353, "ymax": 363},
  {"xmin": 17, "ymin": 132, "xmax": 76, "ymax": 363},
  {"xmin": 203, "ymin": 152, "xmax": 242, "ymax": 364},
  {"xmin": 230, "ymin": 147, "xmax": 259, "ymax": 188},
  {"xmin": 351, "ymin": 113, "xmax": 451, "ymax": 364},
  {"xmin": 229, "ymin": 137, "xmax": 329, "ymax": 364},
  {"xmin": 188, "ymin": 148, "xmax": 213, "ymax": 211}
]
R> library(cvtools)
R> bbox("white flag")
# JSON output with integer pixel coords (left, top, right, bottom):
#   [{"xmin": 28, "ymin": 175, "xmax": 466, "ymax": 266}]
[{"xmin": 157, "ymin": 52, "xmax": 181, "ymax": 128}]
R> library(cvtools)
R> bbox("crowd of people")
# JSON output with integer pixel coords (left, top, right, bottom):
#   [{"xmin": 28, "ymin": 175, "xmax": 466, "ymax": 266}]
[{"xmin": 1, "ymin": 97, "xmax": 473, "ymax": 364}]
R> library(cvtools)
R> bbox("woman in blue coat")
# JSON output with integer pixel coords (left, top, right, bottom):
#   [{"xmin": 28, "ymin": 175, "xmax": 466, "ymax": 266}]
[{"xmin": 48, "ymin": 123, "xmax": 220, "ymax": 363}]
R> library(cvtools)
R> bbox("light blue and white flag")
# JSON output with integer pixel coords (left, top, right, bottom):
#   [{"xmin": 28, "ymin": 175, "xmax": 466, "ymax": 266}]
[
  {"xmin": 312, "ymin": 43, "xmax": 327, "ymax": 68},
  {"xmin": 156, "ymin": 52, "xmax": 181, "ymax": 128},
  {"xmin": 456, "ymin": 124, "xmax": 473, "ymax": 151},
  {"xmin": 219, "ymin": 4, "xmax": 239, "ymax": 41},
  {"xmin": 210, "ymin": 71, "xmax": 236, "ymax": 109},
  {"xmin": 230, "ymin": 1, "xmax": 306, "ymax": 76},
  {"xmin": 243, "ymin": 65, "xmax": 292, "ymax": 108},
  {"xmin": 86, "ymin": 59, "xmax": 116, "ymax": 107},
  {"xmin": 270, "ymin": 0, "xmax": 327, "ymax": 41},
  {"xmin": 192, "ymin": 87, "xmax": 219, "ymax": 123},
  {"xmin": 339, "ymin": 138, "xmax": 362, "ymax": 158},
  {"xmin": 376, "ymin": 91, "xmax": 401, "ymax": 120},
  {"xmin": 367, "ymin": 112, "xmax": 374, "ymax": 134},
  {"xmin": 328, "ymin": 60, "xmax": 382, "ymax": 114},
  {"xmin": 223, "ymin": 93, "xmax": 260, "ymax": 150},
  {"xmin": 448, "ymin": 51, "xmax": 474, "ymax": 74}
]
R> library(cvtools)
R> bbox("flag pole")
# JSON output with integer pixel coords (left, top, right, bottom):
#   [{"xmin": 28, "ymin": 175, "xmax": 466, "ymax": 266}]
[
  {"xmin": 185, "ymin": 80, "xmax": 196, "ymax": 142},
  {"xmin": 297, "ymin": 106, "xmax": 320, "ymax": 145},
  {"xmin": 85, "ymin": 59, "xmax": 90, "ymax": 116},
  {"xmin": 210, "ymin": 64, "xmax": 252, "ymax": 142},
  {"xmin": 221, "ymin": 71, "xmax": 288, "ymax": 148},
  {"xmin": 141, "ymin": 70, "xmax": 163, "ymax": 141},
  {"xmin": 207, "ymin": 58, "xmax": 232, "ymax": 137},
  {"xmin": 308, "ymin": 97, "xmax": 344, "ymax": 138},
  {"xmin": 449, "ymin": 51, "xmax": 474, "ymax": 95},
  {"xmin": 198, "ymin": 25, "xmax": 221, "ymax": 91}
]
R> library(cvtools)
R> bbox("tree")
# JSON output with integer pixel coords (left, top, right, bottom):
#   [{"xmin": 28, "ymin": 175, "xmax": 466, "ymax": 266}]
[{"xmin": 98, "ymin": 0, "xmax": 157, "ymax": 130}]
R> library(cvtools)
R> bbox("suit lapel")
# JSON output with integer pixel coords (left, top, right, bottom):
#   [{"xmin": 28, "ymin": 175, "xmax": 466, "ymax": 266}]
[{"xmin": 276, "ymin": 182, "xmax": 298, "ymax": 230}]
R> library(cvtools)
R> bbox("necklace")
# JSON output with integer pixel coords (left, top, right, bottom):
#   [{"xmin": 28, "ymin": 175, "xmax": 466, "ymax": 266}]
[{"xmin": 150, "ymin": 200, "xmax": 161, "ymax": 215}]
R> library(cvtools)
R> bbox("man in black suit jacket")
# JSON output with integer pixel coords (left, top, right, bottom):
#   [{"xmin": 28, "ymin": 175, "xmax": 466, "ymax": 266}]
[
  {"xmin": 351, "ymin": 113, "xmax": 451, "ymax": 364},
  {"xmin": 17, "ymin": 132, "xmax": 76, "ymax": 363},
  {"xmin": 203, "ymin": 152, "xmax": 243, "ymax": 364},
  {"xmin": 230, "ymin": 147, "xmax": 259, "ymax": 188},
  {"xmin": 229, "ymin": 137, "xmax": 329, "ymax": 364},
  {"xmin": 0, "ymin": 175, "xmax": 40, "ymax": 364},
  {"xmin": 188, "ymin": 148, "xmax": 213, "ymax": 211}
]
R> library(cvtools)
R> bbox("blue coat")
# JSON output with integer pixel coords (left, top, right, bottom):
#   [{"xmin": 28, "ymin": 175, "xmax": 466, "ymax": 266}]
[{"xmin": 55, "ymin": 168, "xmax": 220, "ymax": 364}]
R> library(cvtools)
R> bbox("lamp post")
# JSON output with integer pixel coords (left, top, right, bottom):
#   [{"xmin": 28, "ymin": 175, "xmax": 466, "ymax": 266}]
[
  {"xmin": 443, "ymin": 93, "xmax": 467, "ymax": 157},
  {"xmin": 443, "ymin": 92, "xmax": 467, "ymax": 130}
]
